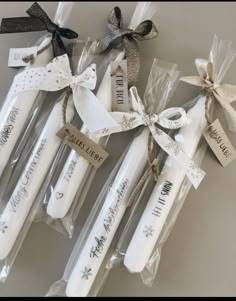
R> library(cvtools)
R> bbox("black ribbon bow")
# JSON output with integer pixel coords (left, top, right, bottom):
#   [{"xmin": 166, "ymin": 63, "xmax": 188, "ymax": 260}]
[
  {"xmin": 92, "ymin": 6, "xmax": 158, "ymax": 87},
  {"xmin": 0, "ymin": 2, "xmax": 78, "ymax": 57}
]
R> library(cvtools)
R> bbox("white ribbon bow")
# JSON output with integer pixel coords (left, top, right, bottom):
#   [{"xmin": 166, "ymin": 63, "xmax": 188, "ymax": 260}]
[
  {"xmin": 10, "ymin": 54, "xmax": 118, "ymax": 132},
  {"xmin": 95, "ymin": 87, "xmax": 205, "ymax": 189},
  {"xmin": 181, "ymin": 58, "xmax": 236, "ymax": 132}
]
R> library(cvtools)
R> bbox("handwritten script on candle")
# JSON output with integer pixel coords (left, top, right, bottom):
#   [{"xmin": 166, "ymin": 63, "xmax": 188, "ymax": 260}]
[
  {"xmin": 57, "ymin": 124, "xmax": 109, "ymax": 169},
  {"xmin": 0, "ymin": 107, "xmax": 19, "ymax": 147},
  {"xmin": 8, "ymin": 139, "xmax": 47, "ymax": 213},
  {"xmin": 204, "ymin": 119, "xmax": 236, "ymax": 167},
  {"xmin": 111, "ymin": 60, "xmax": 129, "ymax": 112},
  {"xmin": 64, "ymin": 159, "xmax": 77, "ymax": 182},
  {"xmin": 89, "ymin": 179, "xmax": 129, "ymax": 259}
]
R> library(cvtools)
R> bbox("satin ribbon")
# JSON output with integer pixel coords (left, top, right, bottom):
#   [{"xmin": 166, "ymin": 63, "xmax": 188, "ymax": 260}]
[
  {"xmin": 9, "ymin": 54, "xmax": 118, "ymax": 133},
  {"xmin": 94, "ymin": 87, "xmax": 205, "ymax": 189},
  {"xmin": 0, "ymin": 2, "xmax": 78, "ymax": 57},
  {"xmin": 181, "ymin": 58, "xmax": 236, "ymax": 131},
  {"xmin": 92, "ymin": 6, "xmax": 158, "ymax": 86}
]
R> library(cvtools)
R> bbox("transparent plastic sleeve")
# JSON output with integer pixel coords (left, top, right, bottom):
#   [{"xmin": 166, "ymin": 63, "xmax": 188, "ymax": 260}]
[
  {"xmin": 41, "ymin": 1, "xmax": 159, "ymax": 238},
  {"xmin": 46, "ymin": 58, "xmax": 182, "ymax": 297},
  {"xmin": 0, "ymin": 2, "xmax": 75, "ymax": 283},
  {"xmin": 128, "ymin": 2, "xmax": 159, "ymax": 30},
  {"xmin": 0, "ymin": 1, "xmax": 75, "ymax": 202},
  {"xmin": 103, "ymin": 35, "xmax": 236, "ymax": 288},
  {"xmin": 34, "ymin": 37, "xmax": 124, "ymax": 238},
  {"xmin": 0, "ymin": 89, "xmax": 75, "ymax": 283}
]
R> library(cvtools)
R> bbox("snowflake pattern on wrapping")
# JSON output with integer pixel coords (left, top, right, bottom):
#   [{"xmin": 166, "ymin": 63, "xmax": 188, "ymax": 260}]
[
  {"xmin": 187, "ymin": 162, "xmax": 205, "ymax": 181},
  {"xmin": 142, "ymin": 114, "xmax": 153, "ymax": 126},
  {"xmin": 100, "ymin": 128, "xmax": 109, "ymax": 135},
  {"xmin": 81, "ymin": 267, "xmax": 92, "ymax": 280},
  {"xmin": 143, "ymin": 225, "xmax": 155, "ymax": 238},
  {"xmin": 154, "ymin": 126, "xmax": 163, "ymax": 136},
  {"xmin": 165, "ymin": 141, "xmax": 182, "ymax": 156},
  {"xmin": 0, "ymin": 221, "xmax": 7, "ymax": 234},
  {"xmin": 120, "ymin": 115, "xmax": 137, "ymax": 130}
]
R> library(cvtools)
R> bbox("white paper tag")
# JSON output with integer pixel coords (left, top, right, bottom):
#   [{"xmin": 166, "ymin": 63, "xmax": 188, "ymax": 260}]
[{"xmin": 8, "ymin": 47, "xmax": 38, "ymax": 67}]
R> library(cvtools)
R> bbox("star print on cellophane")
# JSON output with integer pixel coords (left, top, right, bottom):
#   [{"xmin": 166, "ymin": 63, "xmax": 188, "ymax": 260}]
[{"xmin": 10, "ymin": 54, "xmax": 97, "ymax": 95}]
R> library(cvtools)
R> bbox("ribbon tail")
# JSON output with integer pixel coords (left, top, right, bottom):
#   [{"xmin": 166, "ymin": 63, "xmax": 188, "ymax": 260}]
[
  {"xmin": 123, "ymin": 37, "xmax": 140, "ymax": 87},
  {"xmin": 94, "ymin": 125, "xmax": 124, "ymax": 137},
  {"xmin": 9, "ymin": 55, "xmax": 72, "ymax": 96},
  {"xmin": 0, "ymin": 17, "xmax": 46, "ymax": 33},
  {"xmin": 73, "ymin": 86, "xmax": 119, "ymax": 133},
  {"xmin": 214, "ymin": 93, "xmax": 236, "ymax": 132},
  {"xmin": 9, "ymin": 66, "xmax": 51, "ymax": 97},
  {"xmin": 94, "ymin": 112, "xmax": 143, "ymax": 137},
  {"xmin": 180, "ymin": 76, "xmax": 207, "ymax": 87},
  {"xmin": 52, "ymin": 33, "xmax": 67, "ymax": 57},
  {"xmin": 149, "ymin": 125, "xmax": 205, "ymax": 189}
]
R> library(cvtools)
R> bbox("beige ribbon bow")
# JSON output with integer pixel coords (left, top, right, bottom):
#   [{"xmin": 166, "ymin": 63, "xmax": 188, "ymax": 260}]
[{"xmin": 180, "ymin": 58, "xmax": 236, "ymax": 131}]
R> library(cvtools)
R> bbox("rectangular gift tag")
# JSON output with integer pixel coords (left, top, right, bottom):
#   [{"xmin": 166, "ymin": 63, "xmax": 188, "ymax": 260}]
[
  {"xmin": 111, "ymin": 60, "xmax": 129, "ymax": 112},
  {"xmin": 204, "ymin": 119, "xmax": 236, "ymax": 167},
  {"xmin": 57, "ymin": 123, "xmax": 109, "ymax": 168},
  {"xmin": 8, "ymin": 47, "xmax": 38, "ymax": 67}
]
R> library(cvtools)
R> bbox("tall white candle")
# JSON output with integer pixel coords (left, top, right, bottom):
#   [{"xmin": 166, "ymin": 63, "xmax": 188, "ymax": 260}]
[
  {"xmin": 124, "ymin": 96, "xmax": 207, "ymax": 273},
  {"xmin": 0, "ymin": 37, "xmax": 53, "ymax": 177},
  {"xmin": 0, "ymin": 96, "xmax": 74, "ymax": 260},
  {"xmin": 66, "ymin": 127, "xmax": 149, "ymax": 297},
  {"xmin": 46, "ymin": 52, "xmax": 125, "ymax": 219},
  {"xmin": 0, "ymin": 2, "xmax": 73, "ymax": 177}
]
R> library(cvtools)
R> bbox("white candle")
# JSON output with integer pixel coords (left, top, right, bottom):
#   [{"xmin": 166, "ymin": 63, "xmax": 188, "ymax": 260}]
[
  {"xmin": 124, "ymin": 96, "xmax": 207, "ymax": 273},
  {"xmin": 66, "ymin": 127, "xmax": 149, "ymax": 297},
  {"xmin": 0, "ymin": 96, "xmax": 74, "ymax": 260},
  {"xmin": 46, "ymin": 52, "xmax": 125, "ymax": 219},
  {"xmin": 0, "ymin": 2, "xmax": 73, "ymax": 177},
  {"xmin": 0, "ymin": 37, "xmax": 53, "ymax": 177}
]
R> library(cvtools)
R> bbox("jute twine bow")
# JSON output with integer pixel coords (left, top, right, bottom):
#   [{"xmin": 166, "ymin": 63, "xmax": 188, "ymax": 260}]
[{"xmin": 127, "ymin": 132, "xmax": 160, "ymax": 207}]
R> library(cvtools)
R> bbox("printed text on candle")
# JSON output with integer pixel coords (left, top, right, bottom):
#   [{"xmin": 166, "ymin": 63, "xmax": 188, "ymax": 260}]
[
  {"xmin": 89, "ymin": 179, "xmax": 129, "ymax": 259},
  {"xmin": 152, "ymin": 181, "xmax": 173, "ymax": 217}
]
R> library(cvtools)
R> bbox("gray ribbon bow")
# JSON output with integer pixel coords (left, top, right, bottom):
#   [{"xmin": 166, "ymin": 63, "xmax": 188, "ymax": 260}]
[{"xmin": 92, "ymin": 6, "xmax": 158, "ymax": 87}]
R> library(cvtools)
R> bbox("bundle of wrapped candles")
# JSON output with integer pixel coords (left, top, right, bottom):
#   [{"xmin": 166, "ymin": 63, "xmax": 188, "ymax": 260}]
[{"xmin": 0, "ymin": 1, "xmax": 236, "ymax": 297}]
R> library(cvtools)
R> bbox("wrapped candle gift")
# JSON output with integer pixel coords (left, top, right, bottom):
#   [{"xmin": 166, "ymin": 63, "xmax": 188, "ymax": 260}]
[
  {"xmin": 0, "ymin": 34, "xmax": 120, "ymax": 281},
  {"xmin": 101, "ymin": 35, "xmax": 236, "ymax": 288},
  {"xmin": 0, "ymin": 2, "xmax": 78, "ymax": 191},
  {"xmin": 41, "ymin": 1, "xmax": 159, "ymax": 238},
  {"xmin": 46, "ymin": 58, "xmax": 205, "ymax": 297}
]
